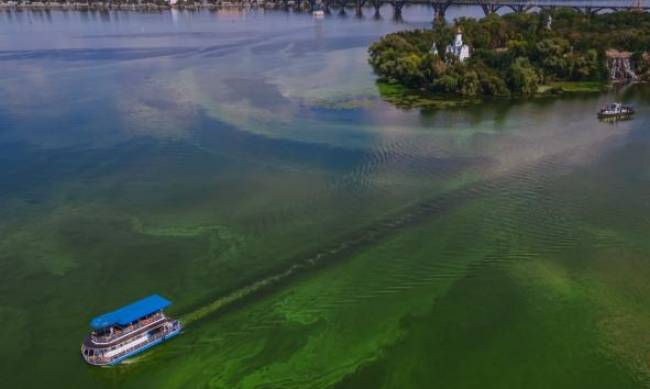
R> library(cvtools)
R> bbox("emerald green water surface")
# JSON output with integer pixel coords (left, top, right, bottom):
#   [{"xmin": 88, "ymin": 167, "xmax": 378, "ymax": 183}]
[{"xmin": 1, "ymin": 7, "xmax": 649, "ymax": 388}]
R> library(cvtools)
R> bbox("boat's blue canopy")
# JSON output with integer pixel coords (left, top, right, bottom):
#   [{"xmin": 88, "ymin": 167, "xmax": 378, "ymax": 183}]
[{"xmin": 90, "ymin": 294, "xmax": 171, "ymax": 331}]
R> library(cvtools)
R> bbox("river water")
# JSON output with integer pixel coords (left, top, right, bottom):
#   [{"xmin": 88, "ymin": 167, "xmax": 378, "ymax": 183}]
[{"xmin": 1, "ymin": 6, "xmax": 649, "ymax": 388}]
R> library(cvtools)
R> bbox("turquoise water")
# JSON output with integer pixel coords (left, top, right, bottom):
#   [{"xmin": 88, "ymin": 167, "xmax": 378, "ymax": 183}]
[{"xmin": 1, "ymin": 7, "xmax": 650, "ymax": 388}]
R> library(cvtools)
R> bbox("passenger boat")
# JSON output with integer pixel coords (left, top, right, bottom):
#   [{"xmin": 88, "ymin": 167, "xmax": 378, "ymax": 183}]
[
  {"xmin": 598, "ymin": 102, "xmax": 635, "ymax": 120},
  {"xmin": 81, "ymin": 294, "xmax": 182, "ymax": 366},
  {"xmin": 313, "ymin": 9, "xmax": 325, "ymax": 18}
]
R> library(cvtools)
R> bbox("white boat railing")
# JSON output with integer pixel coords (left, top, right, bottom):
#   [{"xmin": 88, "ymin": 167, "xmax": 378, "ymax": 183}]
[
  {"xmin": 91, "ymin": 312, "xmax": 165, "ymax": 345},
  {"xmin": 85, "ymin": 322, "xmax": 179, "ymax": 365}
]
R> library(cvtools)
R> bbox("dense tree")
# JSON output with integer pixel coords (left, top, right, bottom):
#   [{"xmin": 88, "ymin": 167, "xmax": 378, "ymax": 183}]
[
  {"xmin": 535, "ymin": 38, "xmax": 570, "ymax": 78},
  {"xmin": 368, "ymin": 10, "xmax": 650, "ymax": 98},
  {"xmin": 508, "ymin": 57, "xmax": 541, "ymax": 96}
]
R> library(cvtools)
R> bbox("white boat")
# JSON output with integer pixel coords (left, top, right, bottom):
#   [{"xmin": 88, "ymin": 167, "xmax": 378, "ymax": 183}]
[
  {"xmin": 598, "ymin": 102, "xmax": 634, "ymax": 120},
  {"xmin": 81, "ymin": 294, "xmax": 182, "ymax": 366},
  {"xmin": 313, "ymin": 10, "xmax": 325, "ymax": 18}
]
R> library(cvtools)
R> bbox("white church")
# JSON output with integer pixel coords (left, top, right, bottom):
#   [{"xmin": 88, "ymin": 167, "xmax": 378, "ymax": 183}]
[{"xmin": 432, "ymin": 29, "xmax": 471, "ymax": 63}]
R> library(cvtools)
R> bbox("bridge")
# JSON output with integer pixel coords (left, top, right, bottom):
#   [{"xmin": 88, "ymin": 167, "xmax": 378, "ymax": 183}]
[
  {"xmin": 1, "ymin": 0, "xmax": 646, "ymax": 18},
  {"xmin": 293, "ymin": 0, "xmax": 649, "ymax": 19}
]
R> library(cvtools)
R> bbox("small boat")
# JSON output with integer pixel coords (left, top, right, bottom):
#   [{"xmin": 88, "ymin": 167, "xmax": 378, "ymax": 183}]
[
  {"xmin": 313, "ymin": 10, "xmax": 325, "ymax": 18},
  {"xmin": 598, "ymin": 102, "xmax": 634, "ymax": 120},
  {"xmin": 81, "ymin": 294, "xmax": 182, "ymax": 366}
]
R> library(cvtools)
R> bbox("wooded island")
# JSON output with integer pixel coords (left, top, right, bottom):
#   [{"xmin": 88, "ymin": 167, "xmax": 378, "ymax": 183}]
[{"xmin": 368, "ymin": 11, "xmax": 650, "ymax": 100}]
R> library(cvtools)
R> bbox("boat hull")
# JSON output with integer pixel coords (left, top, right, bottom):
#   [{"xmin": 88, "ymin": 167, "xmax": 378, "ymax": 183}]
[
  {"xmin": 82, "ymin": 321, "xmax": 182, "ymax": 367},
  {"xmin": 598, "ymin": 112, "xmax": 634, "ymax": 118},
  {"xmin": 597, "ymin": 112, "xmax": 634, "ymax": 122},
  {"xmin": 107, "ymin": 324, "xmax": 182, "ymax": 366}
]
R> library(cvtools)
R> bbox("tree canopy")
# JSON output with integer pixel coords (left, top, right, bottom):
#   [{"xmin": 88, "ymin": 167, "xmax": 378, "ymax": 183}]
[{"xmin": 368, "ymin": 10, "xmax": 650, "ymax": 98}]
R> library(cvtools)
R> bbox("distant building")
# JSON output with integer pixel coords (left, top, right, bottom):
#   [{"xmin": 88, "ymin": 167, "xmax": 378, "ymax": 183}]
[
  {"xmin": 445, "ymin": 29, "xmax": 471, "ymax": 63},
  {"xmin": 606, "ymin": 49, "xmax": 638, "ymax": 81}
]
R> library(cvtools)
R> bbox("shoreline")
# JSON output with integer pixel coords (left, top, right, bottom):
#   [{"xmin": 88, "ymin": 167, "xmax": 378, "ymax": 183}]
[
  {"xmin": 376, "ymin": 80, "xmax": 614, "ymax": 110},
  {"xmin": 0, "ymin": 1, "xmax": 310, "ymax": 12}
]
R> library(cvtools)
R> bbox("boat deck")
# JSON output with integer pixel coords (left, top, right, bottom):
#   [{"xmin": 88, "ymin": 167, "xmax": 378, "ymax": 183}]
[
  {"xmin": 83, "ymin": 320, "xmax": 182, "ymax": 366},
  {"xmin": 87, "ymin": 313, "xmax": 166, "ymax": 347}
]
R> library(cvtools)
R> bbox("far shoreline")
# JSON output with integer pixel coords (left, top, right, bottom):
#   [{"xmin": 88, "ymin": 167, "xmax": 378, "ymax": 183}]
[{"xmin": 0, "ymin": 1, "xmax": 287, "ymax": 12}]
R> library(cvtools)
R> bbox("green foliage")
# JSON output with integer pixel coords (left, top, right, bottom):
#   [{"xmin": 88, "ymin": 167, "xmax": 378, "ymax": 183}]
[
  {"xmin": 535, "ymin": 38, "xmax": 570, "ymax": 78},
  {"xmin": 368, "ymin": 11, "xmax": 649, "ymax": 98},
  {"xmin": 508, "ymin": 57, "xmax": 541, "ymax": 96}
]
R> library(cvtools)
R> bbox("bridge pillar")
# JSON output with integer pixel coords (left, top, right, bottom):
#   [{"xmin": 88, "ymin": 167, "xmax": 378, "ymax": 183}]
[
  {"xmin": 433, "ymin": 5, "xmax": 445, "ymax": 22},
  {"xmin": 431, "ymin": 0, "xmax": 450, "ymax": 23},
  {"xmin": 355, "ymin": 0, "xmax": 366, "ymax": 17},
  {"xmin": 337, "ymin": 0, "xmax": 350, "ymax": 14},
  {"xmin": 391, "ymin": 0, "xmax": 404, "ymax": 20},
  {"xmin": 478, "ymin": 0, "xmax": 501, "ymax": 16},
  {"xmin": 369, "ymin": 0, "xmax": 381, "ymax": 17}
]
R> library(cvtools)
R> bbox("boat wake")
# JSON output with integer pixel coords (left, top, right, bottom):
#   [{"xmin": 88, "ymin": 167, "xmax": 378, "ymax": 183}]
[{"xmin": 178, "ymin": 129, "xmax": 630, "ymax": 329}]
